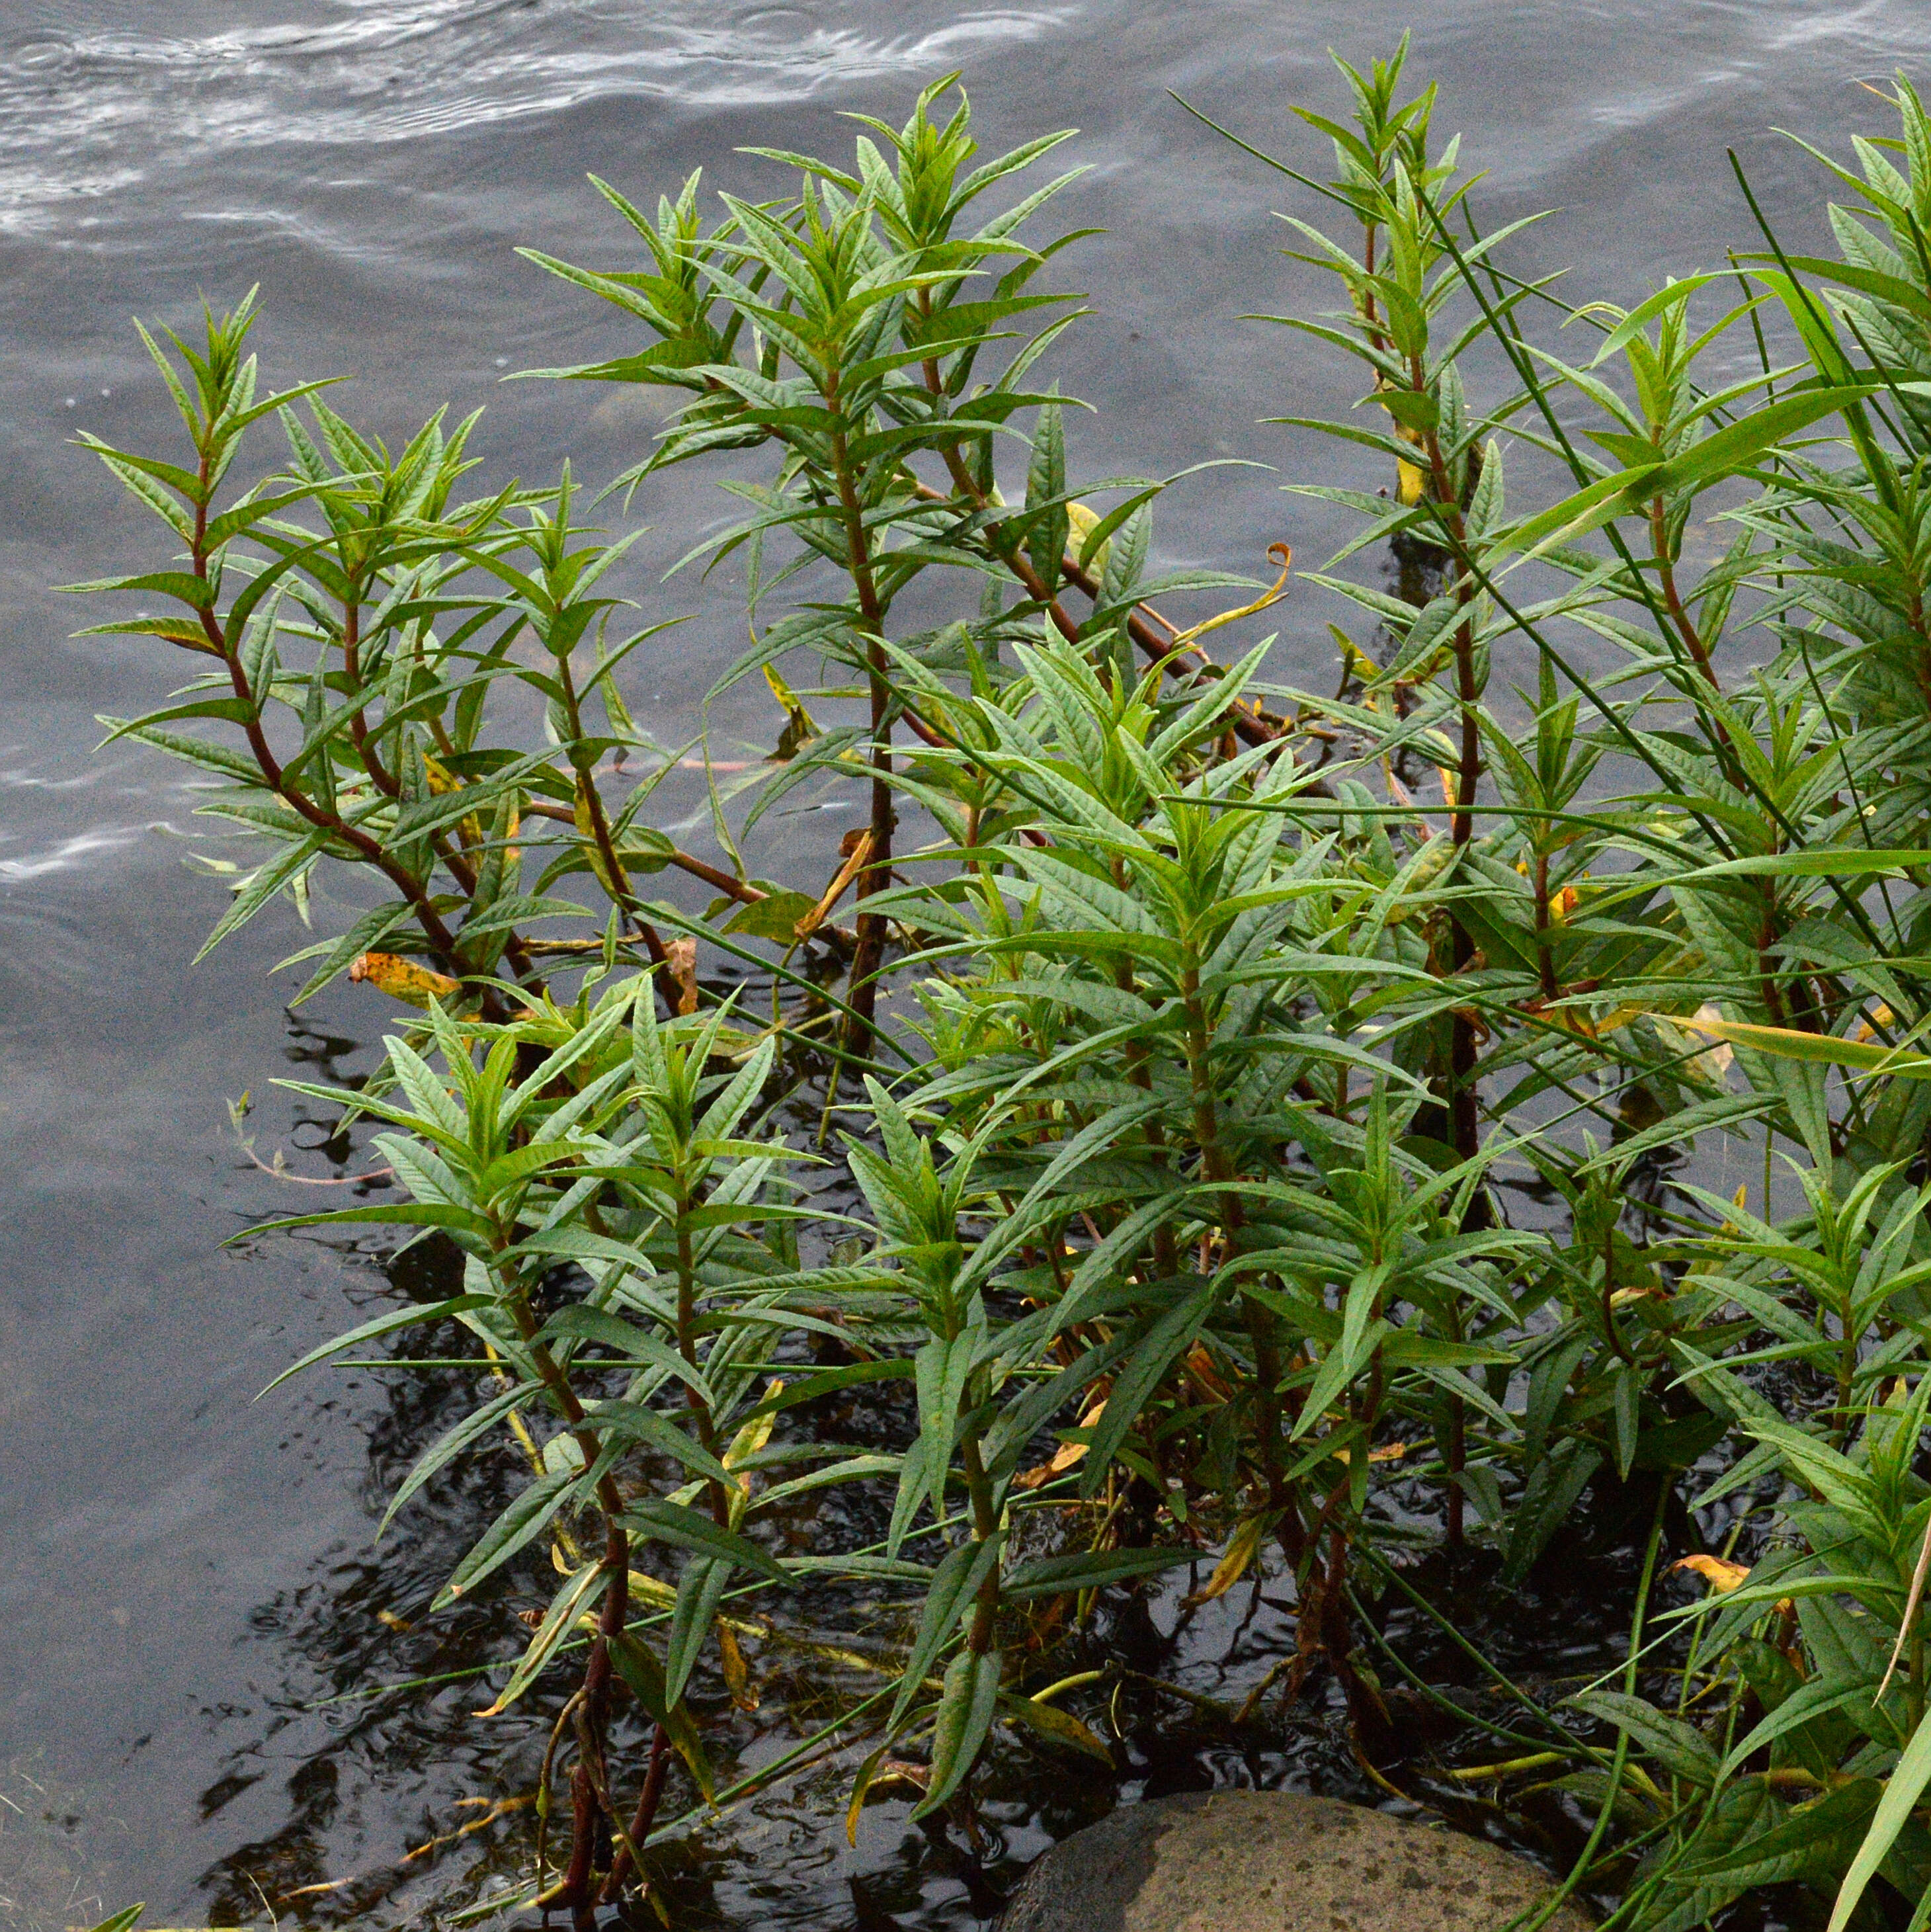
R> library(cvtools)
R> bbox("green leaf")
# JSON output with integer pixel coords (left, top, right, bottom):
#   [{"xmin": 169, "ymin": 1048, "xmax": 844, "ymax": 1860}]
[
  {"xmin": 1719, "ymin": 1677, "xmax": 1872, "ymax": 1785},
  {"xmin": 1829, "ymin": 1708, "xmax": 1931, "ymax": 1931},
  {"xmin": 722, "ymin": 889, "xmax": 819, "ymax": 941},
  {"xmin": 733, "ymin": 1358, "xmax": 915, "ymax": 1427},
  {"xmin": 1502, "ymin": 1439, "xmax": 1602, "ymax": 1584},
  {"xmin": 664, "ymin": 1555, "xmax": 733, "ymax": 1708},
  {"xmin": 913, "ymin": 1327, "xmax": 977, "ymax": 1518},
  {"xmin": 911, "ymin": 1648, "xmax": 1003, "ymax": 1818},
  {"xmin": 1684, "ymin": 1778, "xmax": 1879, "ymax": 1890},
  {"xmin": 1501, "ymin": 384, "xmax": 1874, "ymax": 556},
  {"xmin": 608, "ymin": 1632, "xmax": 716, "ymax": 1801},
  {"xmin": 1743, "ymin": 253, "xmax": 1931, "ymax": 327},
  {"xmin": 257, "ymin": 1293, "xmax": 495, "ymax": 1398},
  {"xmin": 434, "ymin": 1464, "xmax": 577, "ymax": 1611},
  {"xmin": 378, "ymin": 1378, "xmax": 536, "ymax": 1538},
  {"xmin": 891, "ymin": 1534, "xmax": 1003, "ymax": 1728},
  {"xmin": 1081, "ymin": 1282, "xmax": 1218, "ymax": 1495},
  {"xmin": 1003, "ymin": 1547, "xmax": 1190, "ymax": 1599},
  {"xmin": 1024, "ymin": 394, "xmax": 1069, "ymax": 593},
  {"xmin": 623, "ymin": 1498, "xmax": 790, "ymax": 1584},
  {"xmin": 194, "ymin": 827, "xmax": 331, "ymax": 963},
  {"xmin": 1571, "ymin": 1689, "xmax": 1721, "ymax": 1786},
  {"xmin": 540, "ymin": 1306, "xmax": 716, "ymax": 1405},
  {"xmin": 585, "ymin": 1400, "xmax": 734, "ymax": 1489}
]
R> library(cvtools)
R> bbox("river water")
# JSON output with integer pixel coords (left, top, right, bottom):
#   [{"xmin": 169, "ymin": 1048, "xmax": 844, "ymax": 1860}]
[{"xmin": 1, "ymin": 1, "xmax": 1925, "ymax": 1926}]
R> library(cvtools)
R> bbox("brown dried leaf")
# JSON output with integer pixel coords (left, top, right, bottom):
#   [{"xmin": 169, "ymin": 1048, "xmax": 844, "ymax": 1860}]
[{"xmin": 665, "ymin": 937, "xmax": 699, "ymax": 1015}]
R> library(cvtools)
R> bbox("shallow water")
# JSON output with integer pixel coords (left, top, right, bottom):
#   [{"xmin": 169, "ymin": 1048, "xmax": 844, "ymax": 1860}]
[{"xmin": 1, "ymin": 1, "xmax": 1925, "ymax": 1924}]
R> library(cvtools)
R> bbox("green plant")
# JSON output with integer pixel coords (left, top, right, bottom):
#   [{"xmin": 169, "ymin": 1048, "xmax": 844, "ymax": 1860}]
[{"xmin": 69, "ymin": 48, "xmax": 1931, "ymax": 1932}]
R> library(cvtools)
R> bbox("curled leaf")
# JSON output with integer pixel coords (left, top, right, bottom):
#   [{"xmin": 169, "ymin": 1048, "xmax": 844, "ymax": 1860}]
[{"xmin": 1673, "ymin": 1553, "xmax": 1749, "ymax": 1595}]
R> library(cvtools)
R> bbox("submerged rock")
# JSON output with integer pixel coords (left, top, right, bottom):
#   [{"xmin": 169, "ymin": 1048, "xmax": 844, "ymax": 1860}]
[{"xmin": 1001, "ymin": 1790, "xmax": 1594, "ymax": 1932}]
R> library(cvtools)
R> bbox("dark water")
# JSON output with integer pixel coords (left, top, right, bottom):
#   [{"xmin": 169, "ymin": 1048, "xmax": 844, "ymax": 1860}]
[{"xmin": 1, "ymin": 1, "xmax": 1926, "ymax": 1924}]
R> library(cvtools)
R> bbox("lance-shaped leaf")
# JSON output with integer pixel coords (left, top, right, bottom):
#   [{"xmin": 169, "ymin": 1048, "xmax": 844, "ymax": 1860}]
[
  {"xmin": 1656, "ymin": 1012, "xmax": 1931, "ymax": 1081},
  {"xmin": 477, "ymin": 1560, "xmax": 609, "ymax": 1716},
  {"xmin": 1827, "ymin": 1708, "xmax": 1931, "ymax": 1930},
  {"xmin": 664, "ymin": 1555, "xmax": 734, "ymax": 1708},
  {"xmin": 623, "ymin": 1498, "xmax": 790, "ymax": 1584},
  {"xmin": 891, "ymin": 1533, "xmax": 1003, "ymax": 1728},
  {"xmin": 911, "ymin": 1648, "xmax": 1003, "ymax": 1819},
  {"xmin": 379, "ymin": 1377, "xmax": 536, "ymax": 1538},
  {"xmin": 1498, "ymin": 384, "xmax": 1875, "ymax": 559},
  {"xmin": 998, "ymin": 1693, "xmax": 1112, "ymax": 1763},
  {"xmin": 434, "ymin": 1463, "xmax": 578, "ymax": 1610},
  {"xmin": 608, "ymin": 1633, "xmax": 716, "ymax": 1801},
  {"xmin": 256, "ymin": 1292, "xmax": 495, "ymax": 1398}
]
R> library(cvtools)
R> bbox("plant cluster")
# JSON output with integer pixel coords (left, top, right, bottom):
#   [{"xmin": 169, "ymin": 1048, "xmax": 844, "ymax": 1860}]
[{"xmin": 72, "ymin": 48, "xmax": 1931, "ymax": 1931}]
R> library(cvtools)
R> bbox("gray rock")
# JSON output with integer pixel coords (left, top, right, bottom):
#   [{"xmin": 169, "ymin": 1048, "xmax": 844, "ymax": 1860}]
[{"xmin": 1001, "ymin": 1791, "xmax": 1594, "ymax": 1932}]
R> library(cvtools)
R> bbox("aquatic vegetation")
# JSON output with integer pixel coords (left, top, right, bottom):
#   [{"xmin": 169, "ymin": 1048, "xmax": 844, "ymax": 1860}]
[{"xmin": 69, "ymin": 46, "xmax": 1931, "ymax": 1931}]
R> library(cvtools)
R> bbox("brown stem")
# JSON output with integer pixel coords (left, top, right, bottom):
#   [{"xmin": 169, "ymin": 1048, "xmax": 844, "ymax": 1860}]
[
  {"xmin": 1533, "ymin": 850, "xmax": 1559, "ymax": 1003},
  {"xmin": 564, "ymin": 1513, "xmax": 632, "ymax": 1918},
  {"xmin": 1651, "ymin": 499, "xmax": 1717, "ymax": 687},
  {"xmin": 597, "ymin": 1724, "xmax": 672, "ymax": 1906}
]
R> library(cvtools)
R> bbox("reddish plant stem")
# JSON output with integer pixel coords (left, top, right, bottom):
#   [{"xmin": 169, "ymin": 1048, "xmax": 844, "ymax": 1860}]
[
  {"xmin": 598, "ymin": 1724, "xmax": 673, "ymax": 1906},
  {"xmin": 1534, "ymin": 851, "xmax": 1559, "ymax": 1003},
  {"xmin": 1651, "ymin": 499, "xmax": 1717, "ymax": 687}
]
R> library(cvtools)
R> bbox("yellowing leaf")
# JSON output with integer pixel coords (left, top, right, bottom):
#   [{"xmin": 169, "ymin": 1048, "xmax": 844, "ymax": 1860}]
[
  {"xmin": 664, "ymin": 936, "xmax": 698, "ymax": 1016},
  {"xmin": 764, "ymin": 663, "xmax": 819, "ymax": 761},
  {"xmin": 1065, "ymin": 499, "xmax": 1110, "ymax": 576},
  {"xmin": 725, "ymin": 1386, "xmax": 780, "ymax": 1469},
  {"xmin": 1657, "ymin": 1009, "xmax": 1931, "ymax": 1081},
  {"xmin": 1188, "ymin": 1511, "xmax": 1268, "ymax": 1605},
  {"xmin": 1014, "ymin": 1398, "xmax": 1104, "ymax": 1490},
  {"xmin": 1672, "ymin": 1553, "xmax": 1749, "ymax": 1594},
  {"xmin": 349, "ymin": 951, "xmax": 461, "ymax": 1008},
  {"xmin": 1001, "ymin": 1693, "xmax": 1112, "ymax": 1762},
  {"xmin": 627, "ymin": 1569, "xmax": 678, "ymax": 1612},
  {"xmin": 719, "ymin": 1622, "xmax": 759, "ymax": 1712}
]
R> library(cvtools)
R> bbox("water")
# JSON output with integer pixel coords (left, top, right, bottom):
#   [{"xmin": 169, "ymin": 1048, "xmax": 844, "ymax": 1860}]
[{"xmin": 1, "ymin": 0, "xmax": 1925, "ymax": 1923}]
